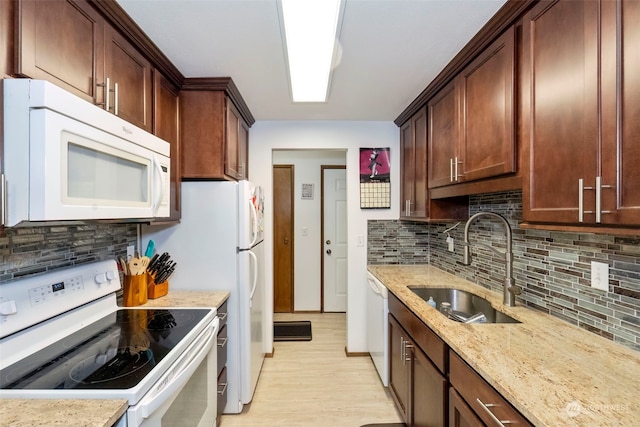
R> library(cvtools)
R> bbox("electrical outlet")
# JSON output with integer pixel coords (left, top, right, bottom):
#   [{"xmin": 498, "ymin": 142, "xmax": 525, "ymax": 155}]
[
  {"xmin": 127, "ymin": 245, "xmax": 135, "ymax": 261},
  {"xmin": 357, "ymin": 235, "xmax": 364, "ymax": 247},
  {"xmin": 591, "ymin": 261, "xmax": 609, "ymax": 291},
  {"xmin": 446, "ymin": 236, "xmax": 454, "ymax": 252},
  {"xmin": 302, "ymin": 227, "xmax": 308, "ymax": 237}
]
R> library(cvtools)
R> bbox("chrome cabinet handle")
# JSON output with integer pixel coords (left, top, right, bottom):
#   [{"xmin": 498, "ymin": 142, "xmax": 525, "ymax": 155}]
[
  {"xmin": 217, "ymin": 337, "xmax": 228, "ymax": 348},
  {"xmin": 405, "ymin": 200, "xmax": 412, "ymax": 217},
  {"xmin": 476, "ymin": 398, "xmax": 514, "ymax": 426},
  {"xmin": 400, "ymin": 336, "xmax": 405, "ymax": 364},
  {"xmin": 579, "ymin": 178, "xmax": 594, "ymax": 222},
  {"xmin": 404, "ymin": 342, "xmax": 413, "ymax": 363},
  {"xmin": 217, "ymin": 382, "xmax": 228, "ymax": 396},
  {"xmin": 218, "ymin": 312, "xmax": 228, "ymax": 322},
  {"xmin": 1, "ymin": 173, "xmax": 6, "ymax": 226},
  {"xmin": 595, "ymin": 176, "xmax": 614, "ymax": 223},
  {"xmin": 114, "ymin": 82, "xmax": 119, "ymax": 116},
  {"xmin": 450, "ymin": 158, "xmax": 454, "ymax": 182},
  {"xmin": 96, "ymin": 77, "xmax": 111, "ymax": 111}
]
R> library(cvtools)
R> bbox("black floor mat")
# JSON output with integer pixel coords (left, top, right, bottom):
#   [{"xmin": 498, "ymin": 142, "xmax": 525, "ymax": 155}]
[{"xmin": 273, "ymin": 320, "xmax": 312, "ymax": 341}]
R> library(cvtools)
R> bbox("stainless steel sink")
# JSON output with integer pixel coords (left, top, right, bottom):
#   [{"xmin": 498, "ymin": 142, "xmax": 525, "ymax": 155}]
[{"xmin": 409, "ymin": 287, "xmax": 521, "ymax": 324}]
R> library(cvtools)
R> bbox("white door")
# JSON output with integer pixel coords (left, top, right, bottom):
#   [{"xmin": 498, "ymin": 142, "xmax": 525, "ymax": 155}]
[{"xmin": 323, "ymin": 168, "xmax": 347, "ymax": 312}]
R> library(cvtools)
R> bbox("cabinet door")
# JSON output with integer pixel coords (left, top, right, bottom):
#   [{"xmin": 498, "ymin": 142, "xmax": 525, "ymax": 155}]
[
  {"xmin": 449, "ymin": 388, "xmax": 484, "ymax": 427},
  {"xmin": 153, "ymin": 71, "xmax": 181, "ymax": 221},
  {"xmin": 459, "ymin": 26, "xmax": 516, "ymax": 182},
  {"xmin": 522, "ymin": 0, "xmax": 600, "ymax": 224},
  {"xmin": 180, "ymin": 90, "xmax": 226, "ymax": 179},
  {"xmin": 1, "ymin": 0, "xmax": 14, "ymax": 78},
  {"xmin": 238, "ymin": 118, "xmax": 249, "ymax": 180},
  {"xmin": 400, "ymin": 107, "xmax": 428, "ymax": 219},
  {"xmin": 388, "ymin": 315, "xmax": 410, "ymax": 424},
  {"xmin": 225, "ymin": 100, "xmax": 241, "ymax": 179},
  {"xmin": 428, "ymin": 82, "xmax": 459, "ymax": 188},
  {"xmin": 16, "ymin": 0, "xmax": 105, "ymax": 103},
  {"xmin": 104, "ymin": 26, "xmax": 153, "ymax": 132},
  {"xmin": 412, "ymin": 344, "xmax": 447, "ymax": 427},
  {"xmin": 601, "ymin": 0, "xmax": 640, "ymax": 225}
]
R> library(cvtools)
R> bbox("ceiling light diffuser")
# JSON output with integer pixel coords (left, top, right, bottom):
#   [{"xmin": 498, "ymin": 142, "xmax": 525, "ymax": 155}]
[{"xmin": 281, "ymin": 0, "xmax": 341, "ymax": 102}]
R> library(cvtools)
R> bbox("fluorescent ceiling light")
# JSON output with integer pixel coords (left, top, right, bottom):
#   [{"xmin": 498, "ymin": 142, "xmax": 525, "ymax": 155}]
[{"xmin": 281, "ymin": 0, "xmax": 341, "ymax": 103}]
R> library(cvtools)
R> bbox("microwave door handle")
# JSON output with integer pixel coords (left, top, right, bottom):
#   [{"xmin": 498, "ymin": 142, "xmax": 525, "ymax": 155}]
[
  {"xmin": 151, "ymin": 156, "xmax": 165, "ymax": 216},
  {"xmin": 132, "ymin": 319, "xmax": 219, "ymax": 425}
]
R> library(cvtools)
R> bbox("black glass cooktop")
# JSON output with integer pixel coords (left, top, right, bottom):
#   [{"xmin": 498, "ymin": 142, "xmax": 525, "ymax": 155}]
[{"xmin": 0, "ymin": 308, "xmax": 210, "ymax": 390}]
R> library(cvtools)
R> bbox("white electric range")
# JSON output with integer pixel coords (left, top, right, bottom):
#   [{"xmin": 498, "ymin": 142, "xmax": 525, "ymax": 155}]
[{"xmin": 0, "ymin": 260, "xmax": 219, "ymax": 427}]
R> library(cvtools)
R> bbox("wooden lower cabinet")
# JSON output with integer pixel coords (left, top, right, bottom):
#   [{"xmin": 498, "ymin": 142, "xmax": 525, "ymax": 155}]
[
  {"xmin": 449, "ymin": 351, "xmax": 532, "ymax": 427},
  {"xmin": 389, "ymin": 296, "xmax": 447, "ymax": 426},
  {"xmin": 449, "ymin": 388, "xmax": 484, "ymax": 427},
  {"xmin": 412, "ymin": 343, "xmax": 447, "ymax": 426},
  {"xmin": 388, "ymin": 292, "xmax": 532, "ymax": 427},
  {"xmin": 389, "ymin": 315, "xmax": 411, "ymax": 421}
]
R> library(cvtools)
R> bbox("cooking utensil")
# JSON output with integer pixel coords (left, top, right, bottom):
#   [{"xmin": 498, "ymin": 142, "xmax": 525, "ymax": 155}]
[
  {"xmin": 129, "ymin": 257, "xmax": 147, "ymax": 275},
  {"xmin": 145, "ymin": 240, "xmax": 155, "ymax": 258}
]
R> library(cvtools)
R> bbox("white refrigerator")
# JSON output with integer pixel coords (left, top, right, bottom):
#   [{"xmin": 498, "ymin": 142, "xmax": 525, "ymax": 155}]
[{"xmin": 142, "ymin": 180, "xmax": 266, "ymax": 414}]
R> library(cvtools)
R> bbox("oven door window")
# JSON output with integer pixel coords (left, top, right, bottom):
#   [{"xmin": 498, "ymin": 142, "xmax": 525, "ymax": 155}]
[{"xmin": 64, "ymin": 132, "xmax": 150, "ymax": 207}]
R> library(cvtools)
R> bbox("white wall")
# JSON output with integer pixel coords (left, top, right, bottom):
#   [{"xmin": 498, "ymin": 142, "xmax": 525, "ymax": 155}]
[
  {"xmin": 249, "ymin": 121, "xmax": 399, "ymax": 352},
  {"xmin": 272, "ymin": 150, "xmax": 346, "ymax": 311}
]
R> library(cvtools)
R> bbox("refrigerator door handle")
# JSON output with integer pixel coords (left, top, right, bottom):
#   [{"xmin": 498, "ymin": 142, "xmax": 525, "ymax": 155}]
[
  {"xmin": 248, "ymin": 250, "xmax": 258, "ymax": 308},
  {"xmin": 248, "ymin": 198, "xmax": 259, "ymax": 248}
]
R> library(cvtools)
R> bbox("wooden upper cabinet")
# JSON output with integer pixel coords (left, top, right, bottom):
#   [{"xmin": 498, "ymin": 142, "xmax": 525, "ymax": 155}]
[
  {"xmin": 104, "ymin": 26, "xmax": 153, "ymax": 132},
  {"xmin": 400, "ymin": 107, "xmax": 428, "ymax": 219},
  {"xmin": 600, "ymin": 0, "xmax": 640, "ymax": 225},
  {"xmin": 180, "ymin": 78, "xmax": 253, "ymax": 181},
  {"xmin": 428, "ymin": 27, "xmax": 516, "ymax": 190},
  {"xmin": 153, "ymin": 70, "xmax": 181, "ymax": 221},
  {"xmin": 1, "ymin": 0, "xmax": 14, "ymax": 78},
  {"xmin": 428, "ymin": 82, "xmax": 458, "ymax": 189},
  {"xmin": 523, "ymin": 0, "xmax": 639, "ymax": 227},
  {"xmin": 459, "ymin": 25, "xmax": 516, "ymax": 182},
  {"xmin": 16, "ymin": 0, "xmax": 105, "ymax": 103}
]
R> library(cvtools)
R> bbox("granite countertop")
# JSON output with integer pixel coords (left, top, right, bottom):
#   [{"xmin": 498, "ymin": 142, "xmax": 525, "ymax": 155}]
[
  {"xmin": 139, "ymin": 290, "xmax": 229, "ymax": 309},
  {"xmin": 2, "ymin": 290, "xmax": 229, "ymax": 426},
  {"xmin": 0, "ymin": 399, "xmax": 128, "ymax": 427},
  {"xmin": 368, "ymin": 264, "xmax": 640, "ymax": 427}
]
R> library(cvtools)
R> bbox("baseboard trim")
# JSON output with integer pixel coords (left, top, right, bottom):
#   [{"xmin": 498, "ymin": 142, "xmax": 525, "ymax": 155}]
[
  {"xmin": 292, "ymin": 310, "xmax": 322, "ymax": 313},
  {"xmin": 265, "ymin": 348, "xmax": 275, "ymax": 358},
  {"xmin": 345, "ymin": 346, "xmax": 370, "ymax": 357}
]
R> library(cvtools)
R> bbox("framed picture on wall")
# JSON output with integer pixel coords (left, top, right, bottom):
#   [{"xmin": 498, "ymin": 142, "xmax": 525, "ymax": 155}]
[{"xmin": 359, "ymin": 147, "xmax": 390, "ymax": 209}]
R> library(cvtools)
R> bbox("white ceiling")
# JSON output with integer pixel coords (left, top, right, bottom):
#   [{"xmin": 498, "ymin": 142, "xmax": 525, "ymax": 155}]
[{"xmin": 116, "ymin": 0, "xmax": 507, "ymax": 121}]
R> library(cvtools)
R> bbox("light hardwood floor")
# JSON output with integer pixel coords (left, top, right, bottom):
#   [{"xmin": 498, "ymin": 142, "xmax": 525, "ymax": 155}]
[{"xmin": 219, "ymin": 313, "xmax": 403, "ymax": 427}]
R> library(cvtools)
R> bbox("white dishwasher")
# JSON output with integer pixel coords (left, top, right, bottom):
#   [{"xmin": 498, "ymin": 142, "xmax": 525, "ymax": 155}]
[{"xmin": 366, "ymin": 271, "xmax": 389, "ymax": 387}]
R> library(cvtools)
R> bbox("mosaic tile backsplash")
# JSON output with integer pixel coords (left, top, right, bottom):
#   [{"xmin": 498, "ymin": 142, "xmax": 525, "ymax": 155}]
[
  {"xmin": 0, "ymin": 223, "xmax": 137, "ymax": 282},
  {"xmin": 368, "ymin": 191, "xmax": 640, "ymax": 351}
]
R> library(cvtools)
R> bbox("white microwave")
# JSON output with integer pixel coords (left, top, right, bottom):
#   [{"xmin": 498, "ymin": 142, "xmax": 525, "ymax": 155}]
[{"xmin": 2, "ymin": 79, "xmax": 170, "ymax": 226}]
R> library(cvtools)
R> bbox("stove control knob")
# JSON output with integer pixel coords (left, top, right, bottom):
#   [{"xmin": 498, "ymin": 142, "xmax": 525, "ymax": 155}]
[
  {"xmin": 94, "ymin": 273, "xmax": 108, "ymax": 284},
  {"xmin": 0, "ymin": 300, "xmax": 17, "ymax": 316},
  {"xmin": 106, "ymin": 270, "xmax": 117, "ymax": 281}
]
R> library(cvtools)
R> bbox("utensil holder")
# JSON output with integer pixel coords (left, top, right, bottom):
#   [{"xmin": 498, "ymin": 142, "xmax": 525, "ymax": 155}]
[
  {"xmin": 147, "ymin": 272, "xmax": 169, "ymax": 299},
  {"xmin": 123, "ymin": 274, "xmax": 148, "ymax": 307}
]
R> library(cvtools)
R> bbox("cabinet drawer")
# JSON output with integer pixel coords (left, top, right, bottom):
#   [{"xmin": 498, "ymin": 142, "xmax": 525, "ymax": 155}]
[
  {"xmin": 450, "ymin": 351, "xmax": 532, "ymax": 427},
  {"xmin": 218, "ymin": 300, "xmax": 228, "ymax": 329},
  {"xmin": 389, "ymin": 293, "xmax": 447, "ymax": 373},
  {"xmin": 217, "ymin": 324, "xmax": 228, "ymax": 377},
  {"xmin": 217, "ymin": 366, "xmax": 228, "ymax": 420}
]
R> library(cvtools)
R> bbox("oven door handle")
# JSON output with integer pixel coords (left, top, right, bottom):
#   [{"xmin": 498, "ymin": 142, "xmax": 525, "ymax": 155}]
[{"xmin": 131, "ymin": 317, "xmax": 219, "ymax": 426}]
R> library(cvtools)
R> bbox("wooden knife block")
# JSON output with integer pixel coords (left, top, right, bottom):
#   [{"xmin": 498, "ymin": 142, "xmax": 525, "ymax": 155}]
[{"xmin": 147, "ymin": 273, "xmax": 169, "ymax": 299}]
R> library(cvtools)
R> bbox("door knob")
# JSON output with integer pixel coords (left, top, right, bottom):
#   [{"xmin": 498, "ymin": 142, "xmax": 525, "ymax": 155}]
[
  {"xmin": 326, "ymin": 249, "xmax": 332, "ymax": 255},
  {"xmin": 284, "ymin": 238, "xmax": 289, "ymax": 244},
  {"xmin": 326, "ymin": 240, "xmax": 331, "ymax": 245}
]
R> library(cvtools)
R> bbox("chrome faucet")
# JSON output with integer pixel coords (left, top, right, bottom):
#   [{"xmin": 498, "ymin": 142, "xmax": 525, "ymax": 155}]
[{"xmin": 462, "ymin": 212, "xmax": 521, "ymax": 306}]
